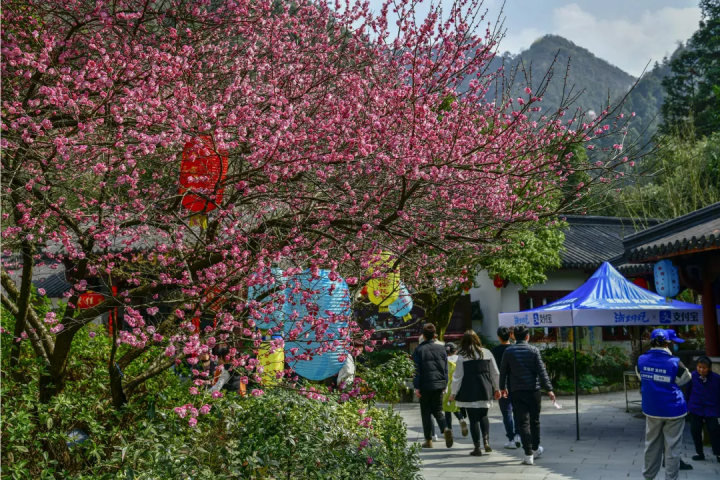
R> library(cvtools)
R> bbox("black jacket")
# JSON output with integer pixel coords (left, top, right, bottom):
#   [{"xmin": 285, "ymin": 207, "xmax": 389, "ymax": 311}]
[
  {"xmin": 412, "ymin": 339, "xmax": 448, "ymax": 391},
  {"xmin": 455, "ymin": 357, "xmax": 494, "ymax": 403},
  {"xmin": 499, "ymin": 341, "xmax": 553, "ymax": 392}
]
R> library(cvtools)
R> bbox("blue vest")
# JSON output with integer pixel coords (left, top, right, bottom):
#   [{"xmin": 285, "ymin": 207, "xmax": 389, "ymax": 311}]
[{"xmin": 637, "ymin": 349, "xmax": 687, "ymax": 418}]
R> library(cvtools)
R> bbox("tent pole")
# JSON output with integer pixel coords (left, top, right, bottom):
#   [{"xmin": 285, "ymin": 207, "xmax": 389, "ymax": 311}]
[{"xmin": 573, "ymin": 326, "xmax": 579, "ymax": 441}]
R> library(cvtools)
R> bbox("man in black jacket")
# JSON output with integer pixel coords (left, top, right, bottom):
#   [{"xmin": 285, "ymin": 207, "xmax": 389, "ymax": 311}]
[
  {"xmin": 499, "ymin": 325, "xmax": 555, "ymax": 465},
  {"xmin": 413, "ymin": 323, "xmax": 453, "ymax": 448}
]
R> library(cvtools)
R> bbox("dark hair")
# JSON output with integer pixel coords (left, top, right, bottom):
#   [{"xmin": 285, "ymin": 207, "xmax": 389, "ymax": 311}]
[
  {"xmin": 213, "ymin": 345, "xmax": 231, "ymax": 362},
  {"xmin": 445, "ymin": 342, "xmax": 458, "ymax": 354},
  {"xmin": 422, "ymin": 323, "xmax": 436, "ymax": 340},
  {"xmin": 458, "ymin": 330, "xmax": 483, "ymax": 359},
  {"xmin": 514, "ymin": 325, "xmax": 529, "ymax": 341},
  {"xmin": 497, "ymin": 327, "xmax": 510, "ymax": 342},
  {"xmin": 697, "ymin": 356, "xmax": 713, "ymax": 367},
  {"xmin": 649, "ymin": 337, "xmax": 669, "ymax": 349}
]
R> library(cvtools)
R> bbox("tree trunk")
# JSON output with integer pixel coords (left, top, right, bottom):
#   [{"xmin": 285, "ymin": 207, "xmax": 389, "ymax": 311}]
[
  {"xmin": 629, "ymin": 326, "xmax": 643, "ymax": 367},
  {"xmin": 418, "ymin": 291, "xmax": 460, "ymax": 341}
]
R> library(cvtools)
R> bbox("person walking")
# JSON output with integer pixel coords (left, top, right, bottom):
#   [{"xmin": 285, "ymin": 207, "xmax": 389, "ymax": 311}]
[
  {"xmin": 499, "ymin": 325, "xmax": 555, "ymax": 465},
  {"xmin": 413, "ymin": 323, "xmax": 453, "ymax": 449},
  {"xmin": 449, "ymin": 330, "xmax": 501, "ymax": 456},
  {"xmin": 491, "ymin": 326, "xmax": 521, "ymax": 449},
  {"xmin": 687, "ymin": 356, "xmax": 720, "ymax": 463},
  {"xmin": 443, "ymin": 342, "xmax": 469, "ymax": 437},
  {"xmin": 636, "ymin": 329, "xmax": 691, "ymax": 480}
]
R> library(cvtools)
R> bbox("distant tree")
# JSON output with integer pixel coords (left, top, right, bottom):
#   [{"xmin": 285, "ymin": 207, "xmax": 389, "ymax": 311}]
[{"xmin": 661, "ymin": 0, "xmax": 720, "ymax": 138}]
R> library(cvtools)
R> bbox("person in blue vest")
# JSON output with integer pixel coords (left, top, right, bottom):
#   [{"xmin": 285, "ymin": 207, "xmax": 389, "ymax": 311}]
[{"xmin": 636, "ymin": 329, "xmax": 692, "ymax": 480}]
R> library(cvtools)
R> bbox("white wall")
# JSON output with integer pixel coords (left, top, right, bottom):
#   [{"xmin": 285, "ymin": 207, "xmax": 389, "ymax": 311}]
[{"xmin": 469, "ymin": 269, "xmax": 588, "ymax": 339}]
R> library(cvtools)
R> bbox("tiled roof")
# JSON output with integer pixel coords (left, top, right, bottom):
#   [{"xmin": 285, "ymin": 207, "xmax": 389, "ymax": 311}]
[
  {"xmin": 623, "ymin": 203, "xmax": 720, "ymax": 263},
  {"xmin": 32, "ymin": 271, "xmax": 72, "ymax": 298},
  {"xmin": 561, "ymin": 216, "xmax": 661, "ymax": 270}
]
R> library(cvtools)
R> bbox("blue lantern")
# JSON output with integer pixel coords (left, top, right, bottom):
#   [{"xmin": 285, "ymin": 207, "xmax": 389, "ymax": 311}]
[
  {"xmin": 247, "ymin": 268, "xmax": 288, "ymax": 330},
  {"xmin": 388, "ymin": 283, "xmax": 413, "ymax": 318},
  {"xmin": 654, "ymin": 260, "xmax": 680, "ymax": 297},
  {"xmin": 284, "ymin": 269, "xmax": 351, "ymax": 380}
]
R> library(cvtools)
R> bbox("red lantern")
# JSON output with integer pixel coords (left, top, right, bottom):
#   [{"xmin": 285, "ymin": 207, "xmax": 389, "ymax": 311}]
[
  {"xmin": 632, "ymin": 278, "xmax": 649, "ymax": 290},
  {"xmin": 77, "ymin": 291, "xmax": 105, "ymax": 309},
  {"xmin": 493, "ymin": 275, "xmax": 504, "ymax": 290},
  {"xmin": 179, "ymin": 136, "xmax": 228, "ymax": 224},
  {"xmin": 360, "ymin": 285, "xmax": 368, "ymax": 296}
]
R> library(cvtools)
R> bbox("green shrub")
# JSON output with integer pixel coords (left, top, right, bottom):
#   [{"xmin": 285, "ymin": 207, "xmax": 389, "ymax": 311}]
[
  {"xmin": 589, "ymin": 346, "xmax": 631, "ymax": 384},
  {"xmin": 358, "ymin": 352, "xmax": 415, "ymax": 404},
  {"xmin": 1, "ymin": 313, "xmax": 421, "ymax": 479},
  {"xmin": 540, "ymin": 347, "xmax": 592, "ymax": 387}
]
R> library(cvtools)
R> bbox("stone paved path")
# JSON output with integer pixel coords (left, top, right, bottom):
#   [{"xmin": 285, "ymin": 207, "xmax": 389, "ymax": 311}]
[{"xmin": 394, "ymin": 392, "xmax": 719, "ymax": 480}]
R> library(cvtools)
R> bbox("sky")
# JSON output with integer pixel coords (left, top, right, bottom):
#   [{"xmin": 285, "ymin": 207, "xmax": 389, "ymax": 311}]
[{"xmin": 365, "ymin": 0, "xmax": 702, "ymax": 77}]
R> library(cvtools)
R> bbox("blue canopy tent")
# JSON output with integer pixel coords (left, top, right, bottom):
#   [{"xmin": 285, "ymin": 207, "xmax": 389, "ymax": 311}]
[{"xmin": 498, "ymin": 262, "xmax": 715, "ymax": 440}]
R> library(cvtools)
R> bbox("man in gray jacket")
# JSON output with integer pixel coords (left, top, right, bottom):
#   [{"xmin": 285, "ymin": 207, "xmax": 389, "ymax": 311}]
[{"xmin": 499, "ymin": 325, "xmax": 555, "ymax": 465}]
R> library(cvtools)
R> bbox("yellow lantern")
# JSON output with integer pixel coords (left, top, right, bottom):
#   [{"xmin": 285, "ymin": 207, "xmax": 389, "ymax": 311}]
[
  {"xmin": 367, "ymin": 251, "xmax": 400, "ymax": 311},
  {"xmin": 258, "ymin": 340, "xmax": 285, "ymax": 385}
]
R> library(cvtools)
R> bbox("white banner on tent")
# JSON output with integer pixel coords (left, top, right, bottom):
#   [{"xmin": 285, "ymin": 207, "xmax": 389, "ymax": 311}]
[
  {"xmin": 499, "ymin": 309, "xmax": 573, "ymax": 328},
  {"xmin": 573, "ymin": 308, "xmax": 703, "ymax": 327}
]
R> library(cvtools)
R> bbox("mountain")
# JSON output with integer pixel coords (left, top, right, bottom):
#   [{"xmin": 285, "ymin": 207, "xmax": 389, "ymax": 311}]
[{"xmin": 505, "ymin": 35, "xmax": 636, "ymax": 114}]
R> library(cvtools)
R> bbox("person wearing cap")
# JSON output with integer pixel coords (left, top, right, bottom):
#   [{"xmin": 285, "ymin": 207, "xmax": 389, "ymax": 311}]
[
  {"xmin": 686, "ymin": 355, "xmax": 720, "ymax": 463},
  {"xmin": 443, "ymin": 342, "xmax": 469, "ymax": 436},
  {"xmin": 499, "ymin": 325, "xmax": 555, "ymax": 465},
  {"xmin": 636, "ymin": 328, "xmax": 692, "ymax": 480}
]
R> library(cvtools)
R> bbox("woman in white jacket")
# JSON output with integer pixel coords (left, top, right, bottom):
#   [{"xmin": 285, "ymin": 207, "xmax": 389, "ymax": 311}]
[{"xmin": 449, "ymin": 330, "xmax": 501, "ymax": 456}]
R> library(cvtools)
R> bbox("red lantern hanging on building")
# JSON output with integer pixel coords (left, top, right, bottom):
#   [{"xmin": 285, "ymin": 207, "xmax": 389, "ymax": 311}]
[
  {"xmin": 632, "ymin": 277, "xmax": 649, "ymax": 290},
  {"xmin": 179, "ymin": 135, "xmax": 228, "ymax": 227},
  {"xmin": 493, "ymin": 275, "xmax": 505, "ymax": 290}
]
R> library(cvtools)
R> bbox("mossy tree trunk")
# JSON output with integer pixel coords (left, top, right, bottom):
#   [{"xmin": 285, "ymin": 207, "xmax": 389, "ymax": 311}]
[{"xmin": 416, "ymin": 289, "xmax": 461, "ymax": 341}]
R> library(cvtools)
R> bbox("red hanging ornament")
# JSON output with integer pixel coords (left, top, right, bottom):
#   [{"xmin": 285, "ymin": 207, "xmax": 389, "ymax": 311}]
[
  {"xmin": 361, "ymin": 285, "xmax": 368, "ymax": 296},
  {"xmin": 493, "ymin": 275, "xmax": 504, "ymax": 290},
  {"xmin": 179, "ymin": 135, "xmax": 228, "ymax": 227},
  {"xmin": 632, "ymin": 278, "xmax": 649, "ymax": 290}
]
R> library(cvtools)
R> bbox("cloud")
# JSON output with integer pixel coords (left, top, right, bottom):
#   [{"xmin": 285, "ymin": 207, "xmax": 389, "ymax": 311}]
[{"xmin": 502, "ymin": 3, "xmax": 700, "ymax": 77}]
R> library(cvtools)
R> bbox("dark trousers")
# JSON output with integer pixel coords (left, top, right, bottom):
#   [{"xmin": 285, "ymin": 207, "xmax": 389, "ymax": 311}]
[
  {"xmin": 444, "ymin": 408, "xmax": 466, "ymax": 429},
  {"xmin": 420, "ymin": 389, "xmax": 448, "ymax": 440},
  {"xmin": 512, "ymin": 390, "xmax": 542, "ymax": 455},
  {"xmin": 466, "ymin": 407, "xmax": 489, "ymax": 444},
  {"xmin": 499, "ymin": 396, "xmax": 516, "ymax": 440},
  {"xmin": 689, "ymin": 413, "xmax": 720, "ymax": 456}
]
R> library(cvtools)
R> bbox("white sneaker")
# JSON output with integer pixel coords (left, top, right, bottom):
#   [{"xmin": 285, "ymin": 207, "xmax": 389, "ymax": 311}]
[
  {"xmin": 514, "ymin": 434, "xmax": 521, "ymax": 448},
  {"xmin": 522, "ymin": 455, "xmax": 534, "ymax": 465},
  {"xmin": 503, "ymin": 440, "xmax": 518, "ymax": 449},
  {"xmin": 432, "ymin": 434, "xmax": 439, "ymax": 442},
  {"xmin": 533, "ymin": 446, "xmax": 544, "ymax": 459}
]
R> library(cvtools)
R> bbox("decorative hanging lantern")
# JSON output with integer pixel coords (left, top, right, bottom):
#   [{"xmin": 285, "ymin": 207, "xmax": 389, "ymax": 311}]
[
  {"xmin": 654, "ymin": 260, "xmax": 680, "ymax": 297},
  {"xmin": 360, "ymin": 285, "xmax": 368, "ymax": 296},
  {"xmin": 247, "ymin": 268, "xmax": 288, "ymax": 331},
  {"xmin": 179, "ymin": 135, "xmax": 228, "ymax": 228},
  {"xmin": 493, "ymin": 274, "xmax": 505, "ymax": 290},
  {"xmin": 632, "ymin": 277, "xmax": 649, "ymax": 290},
  {"xmin": 284, "ymin": 269, "xmax": 351, "ymax": 381},
  {"xmin": 258, "ymin": 335, "xmax": 285, "ymax": 385},
  {"xmin": 388, "ymin": 283, "xmax": 413, "ymax": 321},
  {"xmin": 367, "ymin": 251, "xmax": 400, "ymax": 312}
]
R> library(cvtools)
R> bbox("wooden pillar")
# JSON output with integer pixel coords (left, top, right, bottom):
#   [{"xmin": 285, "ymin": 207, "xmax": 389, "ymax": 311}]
[{"xmin": 702, "ymin": 266, "xmax": 720, "ymax": 357}]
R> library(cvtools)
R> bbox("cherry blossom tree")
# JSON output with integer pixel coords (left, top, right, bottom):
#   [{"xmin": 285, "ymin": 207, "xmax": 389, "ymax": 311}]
[{"xmin": 2, "ymin": 0, "xmax": 634, "ymax": 414}]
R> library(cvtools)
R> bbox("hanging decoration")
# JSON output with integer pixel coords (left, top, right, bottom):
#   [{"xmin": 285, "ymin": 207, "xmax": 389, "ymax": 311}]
[
  {"xmin": 493, "ymin": 274, "xmax": 505, "ymax": 290},
  {"xmin": 247, "ymin": 268, "xmax": 288, "ymax": 331},
  {"xmin": 654, "ymin": 260, "xmax": 680, "ymax": 298},
  {"xmin": 388, "ymin": 283, "xmax": 413, "ymax": 321},
  {"xmin": 284, "ymin": 269, "xmax": 351, "ymax": 381},
  {"xmin": 179, "ymin": 135, "xmax": 228, "ymax": 228},
  {"xmin": 367, "ymin": 251, "xmax": 400, "ymax": 311},
  {"xmin": 631, "ymin": 277, "xmax": 649, "ymax": 290},
  {"xmin": 461, "ymin": 269, "xmax": 473, "ymax": 295},
  {"xmin": 258, "ymin": 334, "xmax": 285, "ymax": 385}
]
